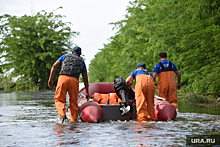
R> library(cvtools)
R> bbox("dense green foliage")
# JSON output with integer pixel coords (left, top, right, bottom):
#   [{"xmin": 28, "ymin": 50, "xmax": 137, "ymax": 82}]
[
  {"xmin": 0, "ymin": 7, "xmax": 78, "ymax": 90},
  {"xmin": 89, "ymin": 0, "xmax": 220, "ymax": 96}
]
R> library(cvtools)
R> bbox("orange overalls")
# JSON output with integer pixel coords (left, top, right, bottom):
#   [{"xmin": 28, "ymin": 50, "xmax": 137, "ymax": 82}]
[
  {"xmin": 135, "ymin": 74, "xmax": 155, "ymax": 122},
  {"xmin": 54, "ymin": 75, "xmax": 79, "ymax": 122},
  {"xmin": 157, "ymin": 71, "xmax": 178, "ymax": 109}
]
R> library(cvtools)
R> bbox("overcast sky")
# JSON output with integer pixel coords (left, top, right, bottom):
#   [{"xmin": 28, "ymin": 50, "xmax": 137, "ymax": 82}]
[{"xmin": 0, "ymin": 0, "xmax": 131, "ymax": 69}]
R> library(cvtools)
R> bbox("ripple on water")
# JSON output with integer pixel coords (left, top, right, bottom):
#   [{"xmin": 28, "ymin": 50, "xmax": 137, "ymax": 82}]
[{"xmin": 0, "ymin": 92, "xmax": 220, "ymax": 147}]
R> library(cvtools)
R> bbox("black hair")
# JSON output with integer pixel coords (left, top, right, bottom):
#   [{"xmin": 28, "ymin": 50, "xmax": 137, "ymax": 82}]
[{"xmin": 159, "ymin": 52, "xmax": 167, "ymax": 58}]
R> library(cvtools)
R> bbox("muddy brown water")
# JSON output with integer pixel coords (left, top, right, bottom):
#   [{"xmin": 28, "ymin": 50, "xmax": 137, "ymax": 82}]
[{"xmin": 0, "ymin": 90, "xmax": 219, "ymax": 147}]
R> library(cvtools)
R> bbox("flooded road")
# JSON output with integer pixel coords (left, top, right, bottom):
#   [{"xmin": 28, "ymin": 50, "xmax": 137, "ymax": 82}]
[{"xmin": 0, "ymin": 91, "xmax": 220, "ymax": 147}]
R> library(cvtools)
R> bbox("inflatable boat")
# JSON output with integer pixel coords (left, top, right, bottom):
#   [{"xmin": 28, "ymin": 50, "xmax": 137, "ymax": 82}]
[{"xmin": 78, "ymin": 82, "xmax": 177, "ymax": 123}]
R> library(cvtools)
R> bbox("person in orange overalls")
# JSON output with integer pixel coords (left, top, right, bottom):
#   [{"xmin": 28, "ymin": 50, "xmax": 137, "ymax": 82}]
[
  {"xmin": 153, "ymin": 52, "xmax": 181, "ymax": 109},
  {"xmin": 48, "ymin": 46, "xmax": 89, "ymax": 123},
  {"xmin": 126, "ymin": 63, "xmax": 155, "ymax": 122}
]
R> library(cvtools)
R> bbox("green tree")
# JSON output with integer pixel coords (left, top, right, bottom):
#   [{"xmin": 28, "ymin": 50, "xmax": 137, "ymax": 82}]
[
  {"xmin": 0, "ymin": 7, "xmax": 79, "ymax": 90},
  {"xmin": 89, "ymin": 0, "xmax": 220, "ymax": 96}
]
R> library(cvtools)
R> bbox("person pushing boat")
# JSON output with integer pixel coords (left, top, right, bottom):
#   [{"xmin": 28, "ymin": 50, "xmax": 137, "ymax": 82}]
[
  {"xmin": 48, "ymin": 46, "xmax": 89, "ymax": 123},
  {"xmin": 126, "ymin": 63, "xmax": 156, "ymax": 122},
  {"xmin": 153, "ymin": 52, "xmax": 181, "ymax": 109}
]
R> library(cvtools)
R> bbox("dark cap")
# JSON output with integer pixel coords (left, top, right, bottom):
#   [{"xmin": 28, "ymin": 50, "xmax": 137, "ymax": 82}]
[
  {"xmin": 72, "ymin": 46, "xmax": 81, "ymax": 53},
  {"xmin": 137, "ymin": 63, "xmax": 146, "ymax": 68}
]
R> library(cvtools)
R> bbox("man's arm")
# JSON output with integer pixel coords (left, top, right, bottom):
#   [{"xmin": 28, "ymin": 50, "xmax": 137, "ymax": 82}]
[
  {"xmin": 48, "ymin": 61, "xmax": 61, "ymax": 88},
  {"xmin": 174, "ymin": 71, "xmax": 181, "ymax": 90},
  {"xmin": 82, "ymin": 71, "xmax": 89, "ymax": 99},
  {"xmin": 153, "ymin": 72, "xmax": 158, "ymax": 82},
  {"xmin": 126, "ymin": 76, "xmax": 134, "ymax": 86}
]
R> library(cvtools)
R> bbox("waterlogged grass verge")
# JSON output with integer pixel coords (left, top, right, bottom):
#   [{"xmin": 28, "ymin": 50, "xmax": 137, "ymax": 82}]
[
  {"xmin": 178, "ymin": 86, "xmax": 220, "ymax": 105},
  {"xmin": 183, "ymin": 93, "xmax": 210, "ymax": 103},
  {"xmin": 179, "ymin": 92, "xmax": 219, "ymax": 105},
  {"xmin": 178, "ymin": 92, "xmax": 220, "ymax": 107}
]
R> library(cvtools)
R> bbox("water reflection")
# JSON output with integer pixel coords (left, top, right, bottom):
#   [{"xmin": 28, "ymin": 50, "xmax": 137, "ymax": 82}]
[
  {"xmin": 131, "ymin": 123, "xmax": 156, "ymax": 147},
  {"xmin": 132, "ymin": 122, "xmax": 161, "ymax": 134},
  {"xmin": 178, "ymin": 101, "xmax": 220, "ymax": 115},
  {"xmin": 53, "ymin": 124, "xmax": 81, "ymax": 146}
]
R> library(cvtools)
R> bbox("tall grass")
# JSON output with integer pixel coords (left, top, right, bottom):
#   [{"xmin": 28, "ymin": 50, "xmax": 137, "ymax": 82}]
[{"xmin": 182, "ymin": 92, "xmax": 211, "ymax": 104}]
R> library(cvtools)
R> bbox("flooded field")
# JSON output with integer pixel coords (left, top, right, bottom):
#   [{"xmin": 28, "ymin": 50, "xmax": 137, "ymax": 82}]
[{"xmin": 0, "ymin": 91, "xmax": 219, "ymax": 147}]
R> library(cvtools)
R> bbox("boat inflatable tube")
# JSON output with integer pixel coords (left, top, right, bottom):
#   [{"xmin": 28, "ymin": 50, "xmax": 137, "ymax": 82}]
[
  {"xmin": 79, "ymin": 100, "xmax": 104, "ymax": 123},
  {"xmin": 154, "ymin": 98, "xmax": 177, "ymax": 121}
]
